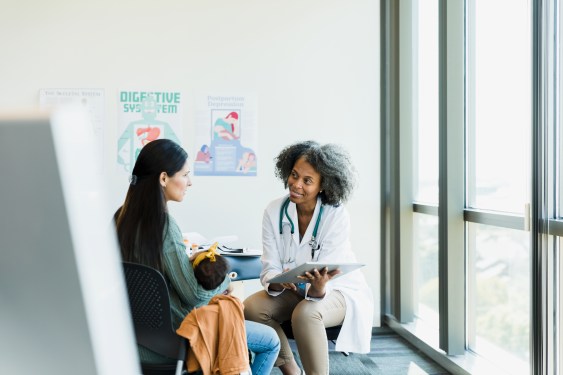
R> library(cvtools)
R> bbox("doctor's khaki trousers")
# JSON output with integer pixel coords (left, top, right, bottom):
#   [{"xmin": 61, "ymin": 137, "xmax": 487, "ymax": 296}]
[{"xmin": 244, "ymin": 289, "xmax": 346, "ymax": 375}]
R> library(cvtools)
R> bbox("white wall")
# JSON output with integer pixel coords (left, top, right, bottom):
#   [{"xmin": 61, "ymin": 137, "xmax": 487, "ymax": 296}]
[{"xmin": 0, "ymin": 0, "xmax": 381, "ymax": 325}]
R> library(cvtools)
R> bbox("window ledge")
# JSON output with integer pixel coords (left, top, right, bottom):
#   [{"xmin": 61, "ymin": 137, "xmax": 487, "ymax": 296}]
[{"xmin": 384, "ymin": 315, "xmax": 528, "ymax": 375}]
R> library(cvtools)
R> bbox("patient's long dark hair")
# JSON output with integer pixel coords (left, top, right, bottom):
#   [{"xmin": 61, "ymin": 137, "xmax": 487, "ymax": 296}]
[{"xmin": 114, "ymin": 139, "xmax": 188, "ymax": 272}]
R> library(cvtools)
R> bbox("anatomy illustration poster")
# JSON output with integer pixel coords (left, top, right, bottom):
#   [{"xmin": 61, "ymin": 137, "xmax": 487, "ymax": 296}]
[
  {"xmin": 39, "ymin": 88, "xmax": 105, "ymax": 157},
  {"xmin": 193, "ymin": 94, "xmax": 258, "ymax": 176},
  {"xmin": 117, "ymin": 89, "xmax": 183, "ymax": 173}
]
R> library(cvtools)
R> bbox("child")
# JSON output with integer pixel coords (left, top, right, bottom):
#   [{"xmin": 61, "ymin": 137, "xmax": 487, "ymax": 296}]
[{"xmin": 192, "ymin": 242, "xmax": 230, "ymax": 292}]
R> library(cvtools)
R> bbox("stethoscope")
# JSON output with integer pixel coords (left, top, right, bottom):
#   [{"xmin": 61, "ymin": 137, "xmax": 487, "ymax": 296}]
[{"xmin": 279, "ymin": 197, "xmax": 324, "ymax": 262}]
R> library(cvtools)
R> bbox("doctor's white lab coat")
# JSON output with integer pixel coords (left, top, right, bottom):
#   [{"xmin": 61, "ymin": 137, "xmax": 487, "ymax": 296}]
[{"xmin": 260, "ymin": 195, "xmax": 374, "ymax": 354}]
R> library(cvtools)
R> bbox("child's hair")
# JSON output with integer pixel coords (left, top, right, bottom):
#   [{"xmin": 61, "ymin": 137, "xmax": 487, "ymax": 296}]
[{"xmin": 193, "ymin": 253, "xmax": 229, "ymax": 290}]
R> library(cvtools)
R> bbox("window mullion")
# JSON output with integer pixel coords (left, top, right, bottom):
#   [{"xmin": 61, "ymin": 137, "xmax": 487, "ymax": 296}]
[{"xmin": 438, "ymin": 0, "xmax": 465, "ymax": 355}]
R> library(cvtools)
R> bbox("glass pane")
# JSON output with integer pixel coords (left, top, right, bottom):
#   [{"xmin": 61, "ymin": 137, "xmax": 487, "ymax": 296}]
[
  {"xmin": 413, "ymin": 213, "xmax": 439, "ymax": 330},
  {"xmin": 414, "ymin": 0, "xmax": 439, "ymax": 204},
  {"xmin": 467, "ymin": 223, "xmax": 530, "ymax": 373},
  {"xmin": 467, "ymin": 0, "xmax": 531, "ymax": 213}
]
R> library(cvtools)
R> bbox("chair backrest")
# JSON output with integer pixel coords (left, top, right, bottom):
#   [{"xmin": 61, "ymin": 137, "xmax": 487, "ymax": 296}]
[{"xmin": 122, "ymin": 262, "xmax": 184, "ymax": 359}]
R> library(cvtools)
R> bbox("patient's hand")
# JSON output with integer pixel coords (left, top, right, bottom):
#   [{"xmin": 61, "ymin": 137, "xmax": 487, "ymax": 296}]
[{"xmin": 223, "ymin": 284, "xmax": 234, "ymax": 295}]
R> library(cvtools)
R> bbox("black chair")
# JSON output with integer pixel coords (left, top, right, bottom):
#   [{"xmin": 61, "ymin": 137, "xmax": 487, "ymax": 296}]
[
  {"xmin": 122, "ymin": 262, "xmax": 190, "ymax": 375},
  {"xmin": 280, "ymin": 321, "xmax": 348, "ymax": 356}
]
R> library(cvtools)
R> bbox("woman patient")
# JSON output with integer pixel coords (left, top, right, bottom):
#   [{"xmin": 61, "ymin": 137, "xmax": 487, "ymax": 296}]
[{"xmin": 114, "ymin": 139, "xmax": 279, "ymax": 374}]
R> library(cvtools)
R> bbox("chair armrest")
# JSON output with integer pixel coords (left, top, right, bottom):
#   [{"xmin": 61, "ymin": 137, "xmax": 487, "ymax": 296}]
[{"xmin": 175, "ymin": 337, "xmax": 189, "ymax": 375}]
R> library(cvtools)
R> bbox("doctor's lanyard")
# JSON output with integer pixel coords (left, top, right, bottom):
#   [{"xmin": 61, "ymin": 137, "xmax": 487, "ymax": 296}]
[{"xmin": 279, "ymin": 197, "xmax": 324, "ymax": 262}]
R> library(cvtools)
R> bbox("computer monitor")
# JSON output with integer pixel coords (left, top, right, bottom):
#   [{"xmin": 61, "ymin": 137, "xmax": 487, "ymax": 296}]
[{"xmin": 0, "ymin": 108, "xmax": 139, "ymax": 374}]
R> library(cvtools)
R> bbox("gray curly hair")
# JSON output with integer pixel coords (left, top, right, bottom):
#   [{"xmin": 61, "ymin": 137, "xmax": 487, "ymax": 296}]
[{"xmin": 274, "ymin": 140, "xmax": 357, "ymax": 206}]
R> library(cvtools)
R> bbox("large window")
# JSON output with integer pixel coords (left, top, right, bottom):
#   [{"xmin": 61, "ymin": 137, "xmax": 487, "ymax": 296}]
[
  {"xmin": 414, "ymin": 0, "xmax": 439, "ymax": 205},
  {"xmin": 466, "ymin": 0, "xmax": 532, "ymax": 370},
  {"xmin": 380, "ymin": 0, "xmax": 562, "ymax": 374},
  {"xmin": 467, "ymin": 223, "xmax": 530, "ymax": 370},
  {"xmin": 413, "ymin": 0, "xmax": 439, "ymax": 333},
  {"xmin": 413, "ymin": 213, "xmax": 439, "ymax": 328},
  {"xmin": 467, "ymin": 0, "xmax": 531, "ymax": 215}
]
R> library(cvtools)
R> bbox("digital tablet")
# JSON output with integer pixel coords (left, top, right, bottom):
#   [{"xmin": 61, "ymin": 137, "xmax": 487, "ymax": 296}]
[{"xmin": 266, "ymin": 262, "xmax": 365, "ymax": 284}]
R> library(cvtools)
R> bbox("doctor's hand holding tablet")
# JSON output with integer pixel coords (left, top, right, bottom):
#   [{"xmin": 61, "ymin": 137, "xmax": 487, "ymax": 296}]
[
  {"xmin": 267, "ymin": 265, "xmax": 342, "ymax": 295},
  {"xmin": 267, "ymin": 262, "xmax": 365, "ymax": 292}
]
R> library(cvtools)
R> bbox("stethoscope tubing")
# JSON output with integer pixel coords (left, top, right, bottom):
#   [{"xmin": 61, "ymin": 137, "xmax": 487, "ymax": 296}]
[{"xmin": 279, "ymin": 196, "xmax": 324, "ymax": 251}]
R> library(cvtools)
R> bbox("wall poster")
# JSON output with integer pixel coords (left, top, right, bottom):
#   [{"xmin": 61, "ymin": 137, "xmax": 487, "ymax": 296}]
[
  {"xmin": 117, "ymin": 89, "xmax": 183, "ymax": 173},
  {"xmin": 193, "ymin": 93, "xmax": 258, "ymax": 176},
  {"xmin": 39, "ymin": 88, "xmax": 105, "ymax": 158}
]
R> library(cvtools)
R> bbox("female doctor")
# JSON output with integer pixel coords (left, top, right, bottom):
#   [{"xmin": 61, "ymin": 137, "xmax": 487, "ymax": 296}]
[{"xmin": 244, "ymin": 141, "xmax": 374, "ymax": 375}]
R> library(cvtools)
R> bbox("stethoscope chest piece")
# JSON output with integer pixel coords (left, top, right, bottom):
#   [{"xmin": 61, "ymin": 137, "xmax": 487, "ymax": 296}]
[
  {"xmin": 279, "ymin": 196, "xmax": 324, "ymax": 260},
  {"xmin": 309, "ymin": 236, "xmax": 320, "ymax": 250}
]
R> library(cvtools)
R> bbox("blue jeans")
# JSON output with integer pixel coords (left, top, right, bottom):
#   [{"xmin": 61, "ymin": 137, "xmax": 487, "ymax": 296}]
[{"xmin": 245, "ymin": 320, "xmax": 280, "ymax": 375}]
